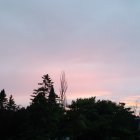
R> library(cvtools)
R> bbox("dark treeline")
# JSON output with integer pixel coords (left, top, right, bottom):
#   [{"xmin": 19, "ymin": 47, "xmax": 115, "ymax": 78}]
[{"xmin": 0, "ymin": 74, "xmax": 140, "ymax": 140}]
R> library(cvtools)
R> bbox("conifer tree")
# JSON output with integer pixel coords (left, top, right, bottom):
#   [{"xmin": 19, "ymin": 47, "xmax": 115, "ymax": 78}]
[
  {"xmin": 48, "ymin": 85, "xmax": 59, "ymax": 105},
  {"xmin": 0, "ymin": 89, "xmax": 7, "ymax": 110},
  {"xmin": 7, "ymin": 95, "xmax": 17, "ymax": 111},
  {"xmin": 31, "ymin": 74, "xmax": 53, "ymax": 105},
  {"xmin": 27, "ymin": 74, "xmax": 63, "ymax": 140}
]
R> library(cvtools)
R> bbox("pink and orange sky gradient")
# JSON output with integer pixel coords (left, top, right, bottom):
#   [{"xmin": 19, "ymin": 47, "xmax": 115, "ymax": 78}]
[{"xmin": 0, "ymin": 1, "xmax": 140, "ymax": 109}]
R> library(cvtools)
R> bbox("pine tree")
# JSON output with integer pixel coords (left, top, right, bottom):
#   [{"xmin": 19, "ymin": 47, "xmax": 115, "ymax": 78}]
[
  {"xmin": 48, "ymin": 85, "xmax": 59, "ymax": 105},
  {"xmin": 7, "ymin": 95, "xmax": 17, "ymax": 111},
  {"xmin": 27, "ymin": 74, "xmax": 63, "ymax": 140},
  {"xmin": 31, "ymin": 74, "xmax": 53, "ymax": 105},
  {"xmin": 0, "ymin": 89, "xmax": 7, "ymax": 110}
]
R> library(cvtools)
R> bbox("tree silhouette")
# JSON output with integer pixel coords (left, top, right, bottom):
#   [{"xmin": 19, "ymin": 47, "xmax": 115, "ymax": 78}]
[
  {"xmin": 23, "ymin": 74, "xmax": 64, "ymax": 140},
  {"xmin": 0, "ymin": 74, "xmax": 139, "ymax": 140},
  {"xmin": 7, "ymin": 95, "xmax": 17, "ymax": 111},
  {"xmin": 31, "ymin": 74, "xmax": 53, "ymax": 105},
  {"xmin": 66, "ymin": 98, "xmax": 136, "ymax": 140},
  {"xmin": 60, "ymin": 71, "xmax": 68, "ymax": 108},
  {"xmin": 0, "ymin": 89, "xmax": 7, "ymax": 110},
  {"xmin": 48, "ymin": 85, "xmax": 59, "ymax": 105}
]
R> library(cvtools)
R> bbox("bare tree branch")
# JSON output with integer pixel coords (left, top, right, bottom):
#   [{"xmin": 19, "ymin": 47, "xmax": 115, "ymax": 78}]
[{"xmin": 60, "ymin": 71, "xmax": 68, "ymax": 108}]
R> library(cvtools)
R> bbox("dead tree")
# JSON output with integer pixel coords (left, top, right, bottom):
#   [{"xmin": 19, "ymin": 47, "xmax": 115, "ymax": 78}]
[{"xmin": 60, "ymin": 71, "xmax": 68, "ymax": 108}]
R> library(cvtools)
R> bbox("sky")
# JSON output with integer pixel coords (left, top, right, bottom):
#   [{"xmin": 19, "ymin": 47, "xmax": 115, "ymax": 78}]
[{"xmin": 0, "ymin": 0, "xmax": 140, "ymax": 109}]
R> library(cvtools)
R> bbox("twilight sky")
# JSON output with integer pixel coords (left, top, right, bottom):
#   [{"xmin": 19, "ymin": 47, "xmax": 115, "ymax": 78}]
[{"xmin": 0, "ymin": 0, "xmax": 140, "ymax": 108}]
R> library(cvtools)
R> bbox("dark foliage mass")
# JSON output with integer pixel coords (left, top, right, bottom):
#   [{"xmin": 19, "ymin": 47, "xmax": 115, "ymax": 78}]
[{"xmin": 0, "ymin": 74, "xmax": 139, "ymax": 140}]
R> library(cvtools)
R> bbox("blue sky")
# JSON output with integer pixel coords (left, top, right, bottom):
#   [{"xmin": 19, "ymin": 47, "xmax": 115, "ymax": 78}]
[{"xmin": 0, "ymin": 0, "xmax": 140, "ymax": 108}]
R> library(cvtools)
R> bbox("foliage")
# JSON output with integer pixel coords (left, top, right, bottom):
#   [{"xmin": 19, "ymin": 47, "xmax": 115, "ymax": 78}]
[
  {"xmin": 7, "ymin": 95, "xmax": 17, "ymax": 111},
  {"xmin": 0, "ymin": 74, "xmax": 139, "ymax": 140},
  {"xmin": 20, "ymin": 74, "xmax": 63, "ymax": 140},
  {"xmin": 66, "ymin": 98, "xmax": 136, "ymax": 140},
  {"xmin": 0, "ymin": 89, "xmax": 7, "ymax": 110}
]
